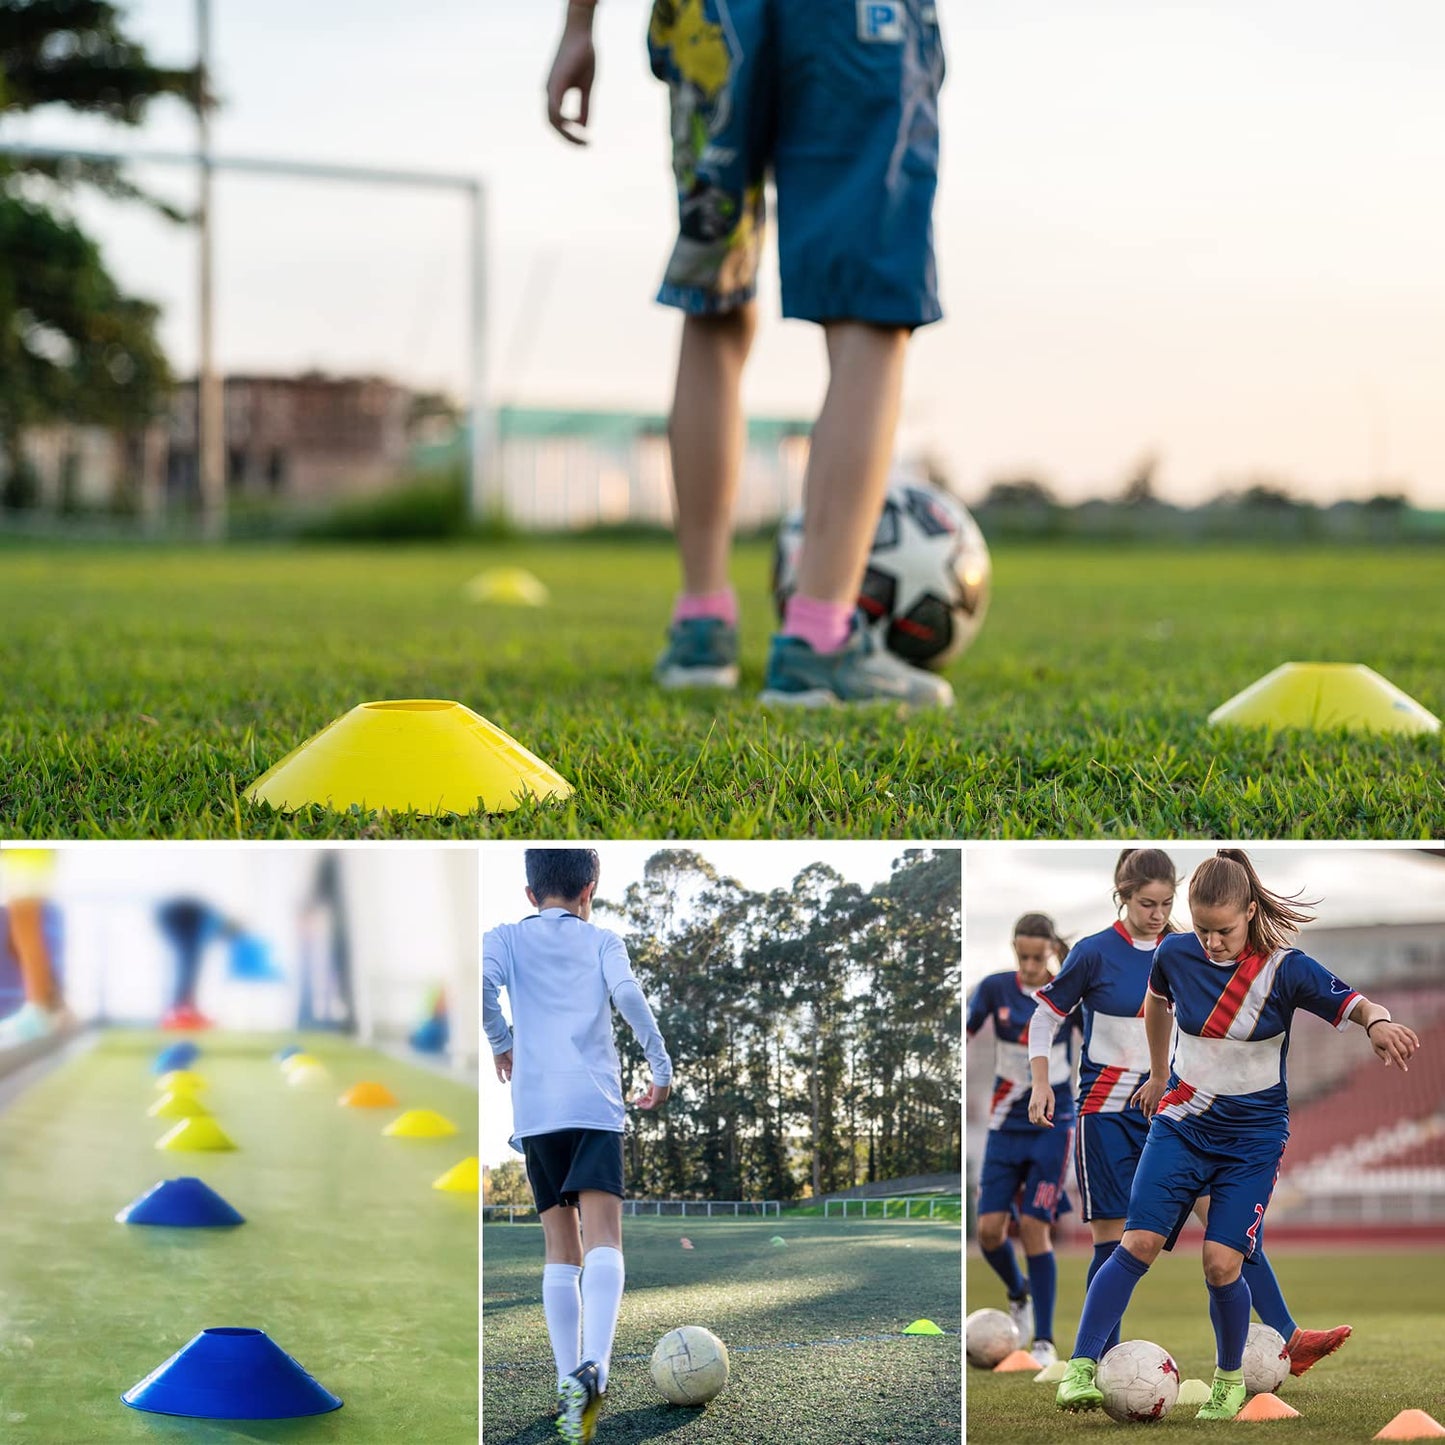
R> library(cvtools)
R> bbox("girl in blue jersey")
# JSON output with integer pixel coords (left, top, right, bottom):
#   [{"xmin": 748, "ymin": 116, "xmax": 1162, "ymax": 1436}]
[
  {"xmin": 1056, "ymin": 849, "xmax": 1419, "ymax": 1422},
  {"xmin": 1027, "ymin": 849, "xmax": 1347, "ymax": 1374},
  {"xmin": 967, "ymin": 912, "xmax": 1078, "ymax": 1366}
]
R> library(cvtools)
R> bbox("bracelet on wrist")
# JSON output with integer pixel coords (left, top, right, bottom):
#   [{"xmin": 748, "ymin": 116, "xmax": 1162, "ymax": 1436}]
[{"xmin": 1366, "ymin": 1016, "xmax": 1392, "ymax": 1036}]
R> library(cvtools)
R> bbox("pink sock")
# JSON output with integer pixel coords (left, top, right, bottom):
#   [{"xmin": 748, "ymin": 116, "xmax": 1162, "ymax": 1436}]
[
  {"xmin": 782, "ymin": 594, "xmax": 853, "ymax": 655},
  {"xmin": 673, "ymin": 588, "xmax": 738, "ymax": 626}
]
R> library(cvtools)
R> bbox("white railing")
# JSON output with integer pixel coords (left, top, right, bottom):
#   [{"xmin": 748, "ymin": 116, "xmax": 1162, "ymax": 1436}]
[
  {"xmin": 622, "ymin": 1199, "xmax": 782, "ymax": 1218},
  {"xmin": 824, "ymin": 1196, "xmax": 957, "ymax": 1220}
]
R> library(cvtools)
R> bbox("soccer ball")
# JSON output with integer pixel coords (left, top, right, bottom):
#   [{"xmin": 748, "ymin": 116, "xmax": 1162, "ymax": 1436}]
[
  {"xmin": 965, "ymin": 1308, "xmax": 1019, "ymax": 1369},
  {"xmin": 650, "ymin": 1325, "xmax": 730, "ymax": 1405},
  {"xmin": 772, "ymin": 473, "xmax": 992, "ymax": 671},
  {"xmin": 1242, "ymin": 1323, "xmax": 1290, "ymax": 1395},
  {"xmin": 1097, "ymin": 1339, "xmax": 1181, "ymax": 1423}
]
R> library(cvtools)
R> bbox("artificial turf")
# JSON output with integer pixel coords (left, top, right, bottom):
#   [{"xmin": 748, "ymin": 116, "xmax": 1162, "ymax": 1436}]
[
  {"xmin": 0, "ymin": 1032, "xmax": 478, "ymax": 1443},
  {"xmin": 965, "ymin": 1245, "xmax": 1445, "ymax": 1443},
  {"xmin": 483, "ymin": 1216, "xmax": 961, "ymax": 1444},
  {"xmin": 0, "ymin": 539, "xmax": 1440, "ymax": 838}
]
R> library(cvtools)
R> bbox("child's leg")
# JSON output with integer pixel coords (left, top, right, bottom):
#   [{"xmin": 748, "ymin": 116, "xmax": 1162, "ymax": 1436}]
[
  {"xmin": 1086, "ymin": 1224, "xmax": 1126, "ymax": 1356},
  {"xmin": 1202, "ymin": 1242, "xmax": 1251, "ymax": 1370},
  {"xmin": 1019, "ymin": 1215, "xmax": 1057, "ymax": 1345},
  {"xmin": 1073, "ymin": 1231, "xmax": 1163, "ymax": 1360},
  {"xmin": 7, "ymin": 899, "xmax": 59, "ymax": 1010},
  {"xmin": 577, "ymin": 1190, "xmax": 625, "ymax": 1391},
  {"xmin": 540, "ymin": 1205, "xmax": 585, "ymax": 1388},
  {"xmin": 976, "ymin": 1210, "xmax": 1026, "ymax": 1298},
  {"xmin": 668, "ymin": 305, "xmax": 758, "ymax": 609}
]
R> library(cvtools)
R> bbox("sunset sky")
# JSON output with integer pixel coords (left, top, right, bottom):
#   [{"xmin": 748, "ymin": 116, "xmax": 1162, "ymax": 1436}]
[{"xmin": 10, "ymin": 0, "xmax": 1443, "ymax": 504}]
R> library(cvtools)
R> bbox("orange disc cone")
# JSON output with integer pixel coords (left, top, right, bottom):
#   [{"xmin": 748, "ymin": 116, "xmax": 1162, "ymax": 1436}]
[
  {"xmin": 155, "ymin": 1070, "xmax": 208, "ymax": 1095},
  {"xmin": 432, "ymin": 1157, "xmax": 479, "ymax": 1192},
  {"xmin": 1376, "ymin": 1410, "xmax": 1445, "ymax": 1439},
  {"xmin": 148, "ymin": 1091, "xmax": 213, "ymax": 1121},
  {"xmin": 339, "ymin": 1081, "xmax": 398, "ymax": 1109},
  {"xmin": 993, "ymin": 1350, "xmax": 1042, "ymax": 1372},
  {"xmin": 1208, "ymin": 662, "xmax": 1440, "ymax": 735},
  {"xmin": 156, "ymin": 1117, "xmax": 237, "ymax": 1152},
  {"xmin": 383, "ymin": 1109, "xmax": 458, "ymax": 1139},
  {"xmin": 245, "ymin": 699, "xmax": 573, "ymax": 816},
  {"xmin": 1236, "ymin": 1393, "xmax": 1300, "ymax": 1420}
]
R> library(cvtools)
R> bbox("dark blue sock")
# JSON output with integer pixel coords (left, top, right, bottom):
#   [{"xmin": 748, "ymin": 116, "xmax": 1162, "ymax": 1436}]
[
  {"xmin": 1087, "ymin": 1241, "xmax": 1123, "ymax": 1355},
  {"xmin": 1242, "ymin": 1249, "xmax": 1296, "ymax": 1340},
  {"xmin": 1208, "ymin": 1275, "xmax": 1253, "ymax": 1371},
  {"xmin": 1074, "ymin": 1245, "xmax": 1150, "ymax": 1360},
  {"xmin": 982, "ymin": 1242, "xmax": 1026, "ymax": 1298},
  {"xmin": 1026, "ymin": 1251, "xmax": 1057, "ymax": 1343}
]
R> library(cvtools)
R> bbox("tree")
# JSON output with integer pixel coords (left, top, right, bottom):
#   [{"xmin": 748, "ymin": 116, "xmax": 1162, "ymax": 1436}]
[
  {"xmin": 0, "ymin": 1, "xmax": 200, "ymax": 498},
  {"xmin": 483, "ymin": 1158, "xmax": 532, "ymax": 1207}
]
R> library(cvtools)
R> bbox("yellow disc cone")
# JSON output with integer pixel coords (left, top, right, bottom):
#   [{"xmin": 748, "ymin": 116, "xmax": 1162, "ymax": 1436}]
[
  {"xmin": 279, "ymin": 1051, "xmax": 322, "ymax": 1075},
  {"xmin": 902, "ymin": 1319, "xmax": 944, "ymax": 1336},
  {"xmin": 339, "ymin": 1081, "xmax": 398, "ymax": 1108},
  {"xmin": 148, "ymin": 1090, "xmax": 213, "ymax": 1120},
  {"xmin": 1208, "ymin": 662, "xmax": 1440, "ymax": 735},
  {"xmin": 464, "ymin": 568, "xmax": 549, "ymax": 607},
  {"xmin": 383, "ymin": 1109, "xmax": 458, "ymax": 1139},
  {"xmin": 432, "ymin": 1157, "xmax": 480, "ymax": 1193},
  {"xmin": 156, "ymin": 1117, "xmax": 237, "ymax": 1152},
  {"xmin": 245, "ymin": 700, "xmax": 573, "ymax": 816},
  {"xmin": 155, "ymin": 1070, "xmax": 208, "ymax": 1095},
  {"xmin": 287, "ymin": 1062, "xmax": 332, "ymax": 1088}
]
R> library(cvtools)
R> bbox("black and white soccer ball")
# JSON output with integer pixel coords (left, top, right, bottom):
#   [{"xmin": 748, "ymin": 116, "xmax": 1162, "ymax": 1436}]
[{"xmin": 772, "ymin": 474, "xmax": 991, "ymax": 671}]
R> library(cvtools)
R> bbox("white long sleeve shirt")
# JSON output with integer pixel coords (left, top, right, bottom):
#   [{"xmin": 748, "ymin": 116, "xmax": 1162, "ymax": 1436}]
[{"xmin": 483, "ymin": 907, "xmax": 672, "ymax": 1147}]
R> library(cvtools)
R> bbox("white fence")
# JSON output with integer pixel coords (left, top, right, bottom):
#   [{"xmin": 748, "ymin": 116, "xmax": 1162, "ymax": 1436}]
[
  {"xmin": 824, "ymin": 1195, "xmax": 958, "ymax": 1220},
  {"xmin": 483, "ymin": 1199, "xmax": 782, "ymax": 1222}
]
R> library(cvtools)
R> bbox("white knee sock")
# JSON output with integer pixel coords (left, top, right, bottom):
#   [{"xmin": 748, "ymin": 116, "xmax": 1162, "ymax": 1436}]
[
  {"xmin": 542, "ymin": 1262, "xmax": 583, "ymax": 1387},
  {"xmin": 581, "ymin": 1246, "xmax": 626, "ymax": 1391}
]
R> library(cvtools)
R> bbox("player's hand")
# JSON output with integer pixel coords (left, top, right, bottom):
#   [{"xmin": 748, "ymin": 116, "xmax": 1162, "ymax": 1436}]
[
  {"xmin": 493, "ymin": 1049, "xmax": 513, "ymax": 1083},
  {"xmin": 631, "ymin": 1082, "xmax": 671, "ymax": 1111},
  {"xmin": 1027, "ymin": 1082, "xmax": 1055, "ymax": 1127},
  {"xmin": 1370, "ymin": 1020, "xmax": 1419, "ymax": 1072},
  {"xmin": 546, "ymin": 6, "xmax": 597, "ymax": 146},
  {"xmin": 1131, "ymin": 1075, "xmax": 1168, "ymax": 1119}
]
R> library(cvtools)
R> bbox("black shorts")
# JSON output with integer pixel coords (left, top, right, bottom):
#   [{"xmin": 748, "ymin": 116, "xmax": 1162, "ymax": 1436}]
[{"xmin": 522, "ymin": 1128, "xmax": 625, "ymax": 1213}]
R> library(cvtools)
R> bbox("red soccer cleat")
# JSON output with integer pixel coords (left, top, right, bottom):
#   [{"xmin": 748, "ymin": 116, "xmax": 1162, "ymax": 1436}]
[
  {"xmin": 161, "ymin": 1003, "xmax": 215, "ymax": 1031},
  {"xmin": 1286, "ymin": 1324, "xmax": 1352, "ymax": 1376}
]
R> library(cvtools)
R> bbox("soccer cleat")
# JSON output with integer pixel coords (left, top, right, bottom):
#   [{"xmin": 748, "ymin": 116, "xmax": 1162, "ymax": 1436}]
[
  {"xmin": 1286, "ymin": 1323, "xmax": 1352, "ymax": 1376},
  {"xmin": 1007, "ymin": 1287, "xmax": 1033, "ymax": 1348},
  {"xmin": 759, "ymin": 618, "xmax": 954, "ymax": 709},
  {"xmin": 557, "ymin": 1360, "xmax": 604, "ymax": 1444},
  {"xmin": 654, "ymin": 617, "xmax": 740, "ymax": 690},
  {"xmin": 1195, "ymin": 1373, "xmax": 1247, "ymax": 1421},
  {"xmin": 1031, "ymin": 1339, "xmax": 1058, "ymax": 1368},
  {"xmin": 1055, "ymin": 1357, "xmax": 1103, "ymax": 1412}
]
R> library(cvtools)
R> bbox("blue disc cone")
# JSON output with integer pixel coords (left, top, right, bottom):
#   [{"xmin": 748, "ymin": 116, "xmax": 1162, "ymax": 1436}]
[
  {"xmin": 274, "ymin": 1044, "xmax": 304, "ymax": 1063},
  {"xmin": 122, "ymin": 1328, "xmax": 342, "ymax": 1419},
  {"xmin": 153, "ymin": 1042, "xmax": 200, "ymax": 1074},
  {"xmin": 117, "ymin": 1178, "xmax": 245, "ymax": 1228}
]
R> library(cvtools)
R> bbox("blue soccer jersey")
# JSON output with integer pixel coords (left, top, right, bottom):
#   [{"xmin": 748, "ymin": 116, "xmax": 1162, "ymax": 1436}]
[
  {"xmin": 1147, "ymin": 931, "xmax": 1363, "ymax": 1138},
  {"xmin": 968, "ymin": 970, "xmax": 1077, "ymax": 1133},
  {"xmin": 1034, "ymin": 922, "xmax": 1164, "ymax": 1117}
]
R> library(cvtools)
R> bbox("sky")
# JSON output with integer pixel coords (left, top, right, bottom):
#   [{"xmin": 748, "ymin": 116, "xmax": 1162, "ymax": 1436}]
[
  {"xmin": 10, "ymin": 0, "xmax": 1444, "ymax": 504},
  {"xmin": 479, "ymin": 842, "xmax": 952, "ymax": 1166},
  {"xmin": 964, "ymin": 844, "xmax": 1445, "ymax": 989}
]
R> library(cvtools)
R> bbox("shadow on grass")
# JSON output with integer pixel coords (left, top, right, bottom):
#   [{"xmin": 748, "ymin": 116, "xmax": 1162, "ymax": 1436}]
[{"xmin": 489, "ymin": 1403, "xmax": 703, "ymax": 1445}]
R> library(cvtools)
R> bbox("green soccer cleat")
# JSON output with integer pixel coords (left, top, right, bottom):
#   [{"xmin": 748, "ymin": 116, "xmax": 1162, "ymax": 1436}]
[
  {"xmin": 1055, "ymin": 1357, "xmax": 1103, "ymax": 1412},
  {"xmin": 759, "ymin": 618, "xmax": 954, "ymax": 710},
  {"xmin": 557, "ymin": 1361, "xmax": 605, "ymax": 1444},
  {"xmin": 1195, "ymin": 1372, "xmax": 1247, "ymax": 1421},
  {"xmin": 654, "ymin": 617, "xmax": 740, "ymax": 690}
]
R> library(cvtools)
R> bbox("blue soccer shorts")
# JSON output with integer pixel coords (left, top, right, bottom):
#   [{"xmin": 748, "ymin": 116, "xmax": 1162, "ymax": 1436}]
[
  {"xmin": 1125, "ymin": 1116, "xmax": 1284, "ymax": 1257},
  {"xmin": 977, "ymin": 1125, "xmax": 1075, "ymax": 1223},
  {"xmin": 647, "ymin": 0, "xmax": 945, "ymax": 327},
  {"xmin": 1074, "ymin": 1109, "xmax": 1150, "ymax": 1222}
]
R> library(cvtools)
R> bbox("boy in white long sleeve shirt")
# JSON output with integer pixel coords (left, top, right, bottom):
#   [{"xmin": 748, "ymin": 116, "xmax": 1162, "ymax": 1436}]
[{"xmin": 484, "ymin": 848, "xmax": 673, "ymax": 1445}]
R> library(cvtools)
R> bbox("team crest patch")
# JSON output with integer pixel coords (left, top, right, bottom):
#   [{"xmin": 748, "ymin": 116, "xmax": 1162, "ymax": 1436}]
[{"xmin": 857, "ymin": 0, "xmax": 906, "ymax": 43}]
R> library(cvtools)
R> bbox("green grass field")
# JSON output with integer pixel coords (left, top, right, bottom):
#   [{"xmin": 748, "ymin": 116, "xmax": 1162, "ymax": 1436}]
[
  {"xmin": 966, "ymin": 1245, "xmax": 1445, "ymax": 1443},
  {"xmin": 2, "ymin": 539, "xmax": 1441, "ymax": 837},
  {"xmin": 0, "ymin": 1032, "xmax": 478, "ymax": 1443},
  {"xmin": 483, "ymin": 1217, "xmax": 961, "ymax": 1444}
]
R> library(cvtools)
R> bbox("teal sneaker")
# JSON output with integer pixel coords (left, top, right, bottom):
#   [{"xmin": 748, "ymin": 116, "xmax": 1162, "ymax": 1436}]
[
  {"xmin": 654, "ymin": 617, "xmax": 739, "ymax": 690},
  {"xmin": 760, "ymin": 617, "xmax": 954, "ymax": 709}
]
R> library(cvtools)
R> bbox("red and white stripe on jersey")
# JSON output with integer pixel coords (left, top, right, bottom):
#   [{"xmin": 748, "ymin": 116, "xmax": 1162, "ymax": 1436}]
[
  {"xmin": 1034, "ymin": 988, "xmax": 1070, "ymax": 1019},
  {"xmin": 1200, "ymin": 948, "xmax": 1283, "ymax": 1038},
  {"xmin": 1079, "ymin": 1064, "xmax": 1143, "ymax": 1115},
  {"xmin": 989, "ymin": 1078, "xmax": 1026, "ymax": 1129},
  {"xmin": 1157, "ymin": 1076, "xmax": 1219, "ymax": 1124}
]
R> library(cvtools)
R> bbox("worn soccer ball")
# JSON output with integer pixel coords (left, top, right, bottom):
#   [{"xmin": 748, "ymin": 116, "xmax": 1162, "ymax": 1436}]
[
  {"xmin": 1242, "ymin": 1323, "xmax": 1290, "ymax": 1395},
  {"xmin": 650, "ymin": 1325, "xmax": 730, "ymax": 1405},
  {"xmin": 773, "ymin": 474, "xmax": 992, "ymax": 670},
  {"xmin": 1097, "ymin": 1339, "xmax": 1181, "ymax": 1422},
  {"xmin": 964, "ymin": 1308, "xmax": 1019, "ymax": 1369}
]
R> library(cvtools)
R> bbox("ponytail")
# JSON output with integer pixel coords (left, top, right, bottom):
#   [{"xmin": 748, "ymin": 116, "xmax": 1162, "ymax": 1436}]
[{"xmin": 1189, "ymin": 848, "xmax": 1317, "ymax": 955}]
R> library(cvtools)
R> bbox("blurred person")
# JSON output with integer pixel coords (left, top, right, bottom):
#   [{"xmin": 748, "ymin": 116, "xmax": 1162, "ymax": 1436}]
[
  {"xmin": 545, "ymin": 0, "xmax": 951, "ymax": 707},
  {"xmin": 0, "ymin": 848, "xmax": 68, "ymax": 1047},
  {"xmin": 1028, "ymin": 849, "xmax": 1349, "ymax": 1374},
  {"xmin": 966, "ymin": 911, "xmax": 1077, "ymax": 1367},
  {"xmin": 156, "ymin": 896, "xmax": 241, "ymax": 1030},
  {"xmin": 296, "ymin": 852, "xmax": 355, "ymax": 1032},
  {"xmin": 483, "ymin": 848, "xmax": 673, "ymax": 1445},
  {"xmin": 1054, "ymin": 849, "xmax": 1420, "ymax": 1422}
]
